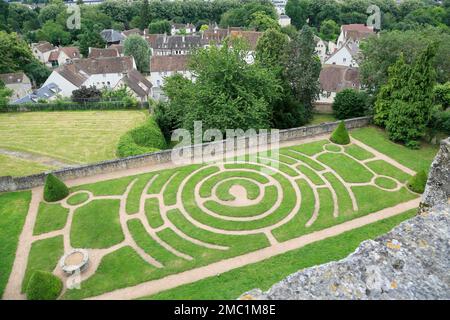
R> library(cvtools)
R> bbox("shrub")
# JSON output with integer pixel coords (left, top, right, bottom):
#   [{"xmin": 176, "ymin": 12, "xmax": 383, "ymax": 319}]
[
  {"xmin": 407, "ymin": 170, "xmax": 428, "ymax": 194},
  {"xmin": 332, "ymin": 88, "xmax": 368, "ymax": 120},
  {"xmin": 26, "ymin": 271, "xmax": 62, "ymax": 300},
  {"xmin": 71, "ymin": 86, "xmax": 102, "ymax": 103},
  {"xmin": 44, "ymin": 174, "xmax": 69, "ymax": 202},
  {"xmin": 117, "ymin": 117, "xmax": 166, "ymax": 157},
  {"xmin": 330, "ymin": 121, "xmax": 350, "ymax": 145}
]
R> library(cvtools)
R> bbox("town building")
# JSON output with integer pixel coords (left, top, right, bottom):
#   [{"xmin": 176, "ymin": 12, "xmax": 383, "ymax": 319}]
[{"xmin": 0, "ymin": 72, "xmax": 33, "ymax": 102}]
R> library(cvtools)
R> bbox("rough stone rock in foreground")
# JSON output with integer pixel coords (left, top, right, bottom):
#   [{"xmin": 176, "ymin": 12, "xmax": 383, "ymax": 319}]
[{"xmin": 240, "ymin": 206, "xmax": 450, "ymax": 300}]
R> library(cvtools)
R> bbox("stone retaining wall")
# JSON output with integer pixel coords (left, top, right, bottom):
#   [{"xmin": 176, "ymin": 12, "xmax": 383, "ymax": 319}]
[{"xmin": 0, "ymin": 116, "xmax": 371, "ymax": 192}]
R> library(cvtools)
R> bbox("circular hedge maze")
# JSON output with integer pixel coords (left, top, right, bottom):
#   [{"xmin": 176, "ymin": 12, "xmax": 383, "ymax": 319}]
[{"xmin": 24, "ymin": 138, "xmax": 419, "ymax": 299}]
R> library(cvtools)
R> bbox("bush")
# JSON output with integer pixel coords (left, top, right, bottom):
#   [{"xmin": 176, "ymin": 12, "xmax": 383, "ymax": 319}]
[
  {"xmin": 26, "ymin": 271, "xmax": 62, "ymax": 300},
  {"xmin": 332, "ymin": 88, "xmax": 368, "ymax": 120},
  {"xmin": 407, "ymin": 170, "xmax": 428, "ymax": 194},
  {"xmin": 44, "ymin": 174, "xmax": 69, "ymax": 202},
  {"xmin": 117, "ymin": 117, "xmax": 166, "ymax": 157},
  {"xmin": 330, "ymin": 121, "xmax": 350, "ymax": 145}
]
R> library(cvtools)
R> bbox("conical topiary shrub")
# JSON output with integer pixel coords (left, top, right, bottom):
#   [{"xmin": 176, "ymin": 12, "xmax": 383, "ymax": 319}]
[
  {"xmin": 330, "ymin": 121, "xmax": 350, "ymax": 145},
  {"xmin": 44, "ymin": 174, "xmax": 69, "ymax": 202},
  {"xmin": 407, "ymin": 170, "xmax": 428, "ymax": 194},
  {"xmin": 26, "ymin": 270, "xmax": 63, "ymax": 300}
]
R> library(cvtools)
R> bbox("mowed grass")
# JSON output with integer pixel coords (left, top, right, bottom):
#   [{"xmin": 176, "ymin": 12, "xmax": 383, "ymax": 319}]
[
  {"xmin": 143, "ymin": 209, "xmax": 416, "ymax": 300},
  {"xmin": 351, "ymin": 126, "xmax": 439, "ymax": 172},
  {"xmin": 0, "ymin": 154, "xmax": 55, "ymax": 177},
  {"xmin": 0, "ymin": 191, "xmax": 31, "ymax": 298},
  {"xmin": 0, "ymin": 111, "xmax": 148, "ymax": 164}
]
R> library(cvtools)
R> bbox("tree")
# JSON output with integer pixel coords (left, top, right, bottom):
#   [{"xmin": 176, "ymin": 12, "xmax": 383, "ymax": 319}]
[
  {"xmin": 385, "ymin": 44, "xmax": 437, "ymax": 143},
  {"xmin": 36, "ymin": 21, "xmax": 71, "ymax": 46},
  {"xmin": 22, "ymin": 60, "xmax": 52, "ymax": 87},
  {"xmin": 43, "ymin": 174, "xmax": 69, "ymax": 202},
  {"xmin": 71, "ymin": 86, "xmax": 102, "ymax": 102},
  {"xmin": 319, "ymin": 19, "xmax": 339, "ymax": 42},
  {"xmin": 286, "ymin": 0, "xmax": 310, "ymax": 29},
  {"xmin": 248, "ymin": 11, "xmax": 279, "ymax": 31},
  {"xmin": 78, "ymin": 30, "xmax": 106, "ymax": 57},
  {"xmin": 219, "ymin": 1, "xmax": 277, "ymax": 28},
  {"xmin": 123, "ymin": 35, "xmax": 151, "ymax": 73},
  {"xmin": 332, "ymin": 88, "xmax": 368, "ymax": 120},
  {"xmin": 283, "ymin": 25, "xmax": 321, "ymax": 121},
  {"xmin": 330, "ymin": 121, "xmax": 350, "ymax": 145},
  {"xmin": 0, "ymin": 31, "xmax": 33, "ymax": 73},
  {"xmin": 140, "ymin": 0, "xmax": 150, "ymax": 31},
  {"xmin": 148, "ymin": 20, "xmax": 171, "ymax": 34},
  {"xmin": 0, "ymin": 86, "xmax": 13, "ymax": 109},
  {"xmin": 162, "ymin": 39, "xmax": 281, "ymax": 134},
  {"xmin": 255, "ymin": 28, "xmax": 289, "ymax": 69}
]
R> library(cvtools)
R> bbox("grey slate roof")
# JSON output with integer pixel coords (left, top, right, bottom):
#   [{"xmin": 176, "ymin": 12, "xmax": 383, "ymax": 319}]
[
  {"xmin": 100, "ymin": 29, "xmax": 125, "ymax": 43},
  {"xmin": 13, "ymin": 83, "xmax": 62, "ymax": 104}
]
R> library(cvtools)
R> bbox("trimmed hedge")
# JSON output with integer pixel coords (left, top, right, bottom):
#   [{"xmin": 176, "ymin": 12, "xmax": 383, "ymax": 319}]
[
  {"xmin": 407, "ymin": 170, "xmax": 428, "ymax": 194},
  {"xmin": 117, "ymin": 117, "xmax": 166, "ymax": 158},
  {"xmin": 332, "ymin": 88, "xmax": 368, "ymax": 120},
  {"xmin": 26, "ymin": 271, "xmax": 62, "ymax": 300},
  {"xmin": 330, "ymin": 121, "xmax": 350, "ymax": 145},
  {"xmin": 44, "ymin": 174, "xmax": 69, "ymax": 202},
  {"xmin": 1, "ymin": 101, "xmax": 148, "ymax": 112}
]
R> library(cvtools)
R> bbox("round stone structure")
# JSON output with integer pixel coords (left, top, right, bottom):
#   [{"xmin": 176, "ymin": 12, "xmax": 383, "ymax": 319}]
[{"xmin": 59, "ymin": 249, "xmax": 89, "ymax": 275}]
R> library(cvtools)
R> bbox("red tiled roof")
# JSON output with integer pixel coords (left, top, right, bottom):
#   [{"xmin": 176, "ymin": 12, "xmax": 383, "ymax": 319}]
[{"xmin": 150, "ymin": 55, "xmax": 189, "ymax": 73}]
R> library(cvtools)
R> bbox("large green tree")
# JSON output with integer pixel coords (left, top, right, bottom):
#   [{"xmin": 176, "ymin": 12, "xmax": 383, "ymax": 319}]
[
  {"xmin": 148, "ymin": 20, "xmax": 171, "ymax": 34},
  {"xmin": 123, "ymin": 35, "xmax": 151, "ymax": 73},
  {"xmin": 0, "ymin": 31, "xmax": 33, "ymax": 73},
  {"xmin": 283, "ymin": 25, "xmax": 321, "ymax": 121},
  {"xmin": 78, "ymin": 30, "xmax": 106, "ymax": 57},
  {"xmin": 286, "ymin": 0, "xmax": 311, "ymax": 29}
]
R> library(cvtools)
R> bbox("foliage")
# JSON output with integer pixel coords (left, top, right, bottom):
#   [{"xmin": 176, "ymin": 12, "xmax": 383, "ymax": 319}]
[
  {"xmin": 407, "ymin": 170, "xmax": 427, "ymax": 194},
  {"xmin": 384, "ymin": 44, "xmax": 437, "ymax": 144},
  {"xmin": 285, "ymin": 0, "xmax": 310, "ymax": 29},
  {"xmin": 428, "ymin": 107, "xmax": 450, "ymax": 136},
  {"xmin": 162, "ymin": 38, "xmax": 281, "ymax": 135},
  {"xmin": 219, "ymin": 0, "xmax": 277, "ymax": 28},
  {"xmin": 22, "ymin": 60, "xmax": 52, "ymax": 87},
  {"xmin": 117, "ymin": 117, "xmax": 166, "ymax": 157},
  {"xmin": 433, "ymin": 82, "xmax": 450, "ymax": 109},
  {"xmin": 26, "ymin": 270, "xmax": 62, "ymax": 300},
  {"xmin": 248, "ymin": 11, "xmax": 279, "ymax": 31},
  {"xmin": 359, "ymin": 27, "xmax": 450, "ymax": 94},
  {"xmin": 43, "ymin": 174, "xmax": 69, "ymax": 202},
  {"xmin": 36, "ymin": 21, "xmax": 71, "ymax": 46},
  {"xmin": 123, "ymin": 35, "xmax": 151, "ymax": 73},
  {"xmin": 0, "ymin": 31, "xmax": 33, "ymax": 73},
  {"xmin": 319, "ymin": 19, "xmax": 340, "ymax": 42},
  {"xmin": 330, "ymin": 121, "xmax": 350, "ymax": 145},
  {"xmin": 283, "ymin": 25, "xmax": 321, "ymax": 122},
  {"xmin": 332, "ymin": 88, "xmax": 368, "ymax": 120},
  {"xmin": 255, "ymin": 28, "xmax": 289, "ymax": 69},
  {"xmin": 78, "ymin": 30, "xmax": 106, "ymax": 57},
  {"xmin": 71, "ymin": 86, "xmax": 102, "ymax": 103},
  {"xmin": 140, "ymin": 0, "xmax": 150, "ymax": 30},
  {"xmin": 0, "ymin": 87, "xmax": 13, "ymax": 110},
  {"xmin": 148, "ymin": 20, "xmax": 171, "ymax": 34}
]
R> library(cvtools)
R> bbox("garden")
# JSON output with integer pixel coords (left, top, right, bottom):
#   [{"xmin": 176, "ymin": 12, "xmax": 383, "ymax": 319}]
[{"xmin": 4, "ymin": 125, "xmax": 434, "ymax": 300}]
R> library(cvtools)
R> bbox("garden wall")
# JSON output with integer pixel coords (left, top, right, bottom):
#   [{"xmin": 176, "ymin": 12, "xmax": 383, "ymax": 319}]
[{"xmin": 0, "ymin": 116, "xmax": 371, "ymax": 192}]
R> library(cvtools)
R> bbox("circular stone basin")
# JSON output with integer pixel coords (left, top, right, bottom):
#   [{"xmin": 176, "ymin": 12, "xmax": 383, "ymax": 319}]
[
  {"xmin": 374, "ymin": 176, "xmax": 398, "ymax": 190},
  {"xmin": 67, "ymin": 192, "xmax": 90, "ymax": 206},
  {"xmin": 59, "ymin": 249, "xmax": 89, "ymax": 275}
]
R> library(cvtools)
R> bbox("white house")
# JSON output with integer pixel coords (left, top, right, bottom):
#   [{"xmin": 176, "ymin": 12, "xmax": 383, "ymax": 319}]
[
  {"xmin": 171, "ymin": 23, "xmax": 196, "ymax": 35},
  {"xmin": 324, "ymin": 41, "xmax": 359, "ymax": 67},
  {"xmin": 31, "ymin": 41, "xmax": 57, "ymax": 64},
  {"xmin": 0, "ymin": 72, "xmax": 33, "ymax": 102},
  {"xmin": 315, "ymin": 64, "xmax": 360, "ymax": 112},
  {"xmin": 47, "ymin": 47, "xmax": 81, "ymax": 67},
  {"xmin": 42, "ymin": 56, "xmax": 137, "ymax": 97},
  {"xmin": 278, "ymin": 14, "xmax": 291, "ymax": 27},
  {"xmin": 114, "ymin": 69, "xmax": 153, "ymax": 102},
  {"xmin": 272, "ymin": 0, "xmax": 287, "ymax": 15},
  {"xmin": 337, "ymin": 24, "xmax": 375, "ymax": 49},
  {"xmin": 149, "ymin": 55, "xmax": 192, "ymax": 100},
  {"xmin": 314, "ymin": 36, "xmax": 331, "ymax": 63}
]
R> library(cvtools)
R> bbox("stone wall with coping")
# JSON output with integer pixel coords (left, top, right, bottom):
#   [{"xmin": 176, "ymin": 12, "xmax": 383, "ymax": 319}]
[{"xmin": 0, "ymin": 116, "xmax": 371, "ymax": 192}]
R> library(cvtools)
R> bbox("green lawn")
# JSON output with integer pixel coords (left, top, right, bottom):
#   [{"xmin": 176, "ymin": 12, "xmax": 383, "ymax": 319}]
[
  {"xmin": 309, "ymin": 113, "xmax": 337, "ymax": 125},
  {"xmin": 18, "ymin": 126, "xmax": 430, "ymax": 300},
  {"xmin": 351, "ymin": 126, "xmax": 439, "ymax": 172},
  {"xmin": 143, "ymin": 209, "xmax": 416, "ymax": 300},
  {"xmin": 0, "ymin": 154, "xmax": 55, "ymax": 177},
  {"xmin": 0, "ymin": 191, "xmax": 31, "ymax": 298},
  {"xmin": 0, "ymin": 111, "xmax": 148, "ymax": 176}
]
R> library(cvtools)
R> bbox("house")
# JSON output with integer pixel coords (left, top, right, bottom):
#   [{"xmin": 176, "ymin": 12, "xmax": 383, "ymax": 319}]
[
  {"xmin": 47, "ymin": 47, "xmax": 80, "ymax": 67},
  {"xmin": 278, "ymin": 14, "xmax": 291, "ymax": 27},
  {"xmin": 42, "ymin": 56, "xmax": 137, "ymax": 97},
  {"xmin": 109, "ymin": 44, "xmax": 124, "ymax": 56},
  {"xmin": 114, "ymin": 69, "xmax": 153, "ymax": 102},
  {"xmin": 149, "ymin": 55, "xmax": 192, "ymax": 100},
  {"xmin": 324, "ymin": 41, "xmax": 359, "ymax": 67},
  {"xmin": 88, "ymin": 47, "xmax": 120, "ymax": 59},
  {"xmin": 0, "ymin": 72, "xmax": 33, "ymax": 102},
  {"xmin": 122, "ymin": 28, "xmax": 142, "ymax": 38},
  {"xmin": 171, "ymin": 23, "xmax": 196, "ymax": 35},
  {"xmin": 13, "ymin": 83, "xmax": 62, "ymax": 104},
  {"xmin": 315, "ymin": 64, "xmax": 360, "ymax": 112},
  {"xmin": 31, "ymin": 41, "xmax": 57, "ymax": 64},
  {"xmin": 151, "ymin": 34, "xmax": 206, "ymax": 56},
  {"xmin": 315, "ymin": 36, "xmax": 330, "ymax": 63},
  {"xmin": 100, "ymin": 29, "xmax": 125, "ymax": 46},
  {"xmin": 272, "ymin": 0, "xmax": 287, "ymax": 15},
  {"xmin": 337, "ymin": 24, "xmax": 375, "ymax": 48}
]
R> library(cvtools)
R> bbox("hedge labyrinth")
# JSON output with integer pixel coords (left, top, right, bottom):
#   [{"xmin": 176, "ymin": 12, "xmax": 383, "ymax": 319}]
[{"xmin": 6, "ymin": 136, "xmax": 420, "ymax": 300}]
